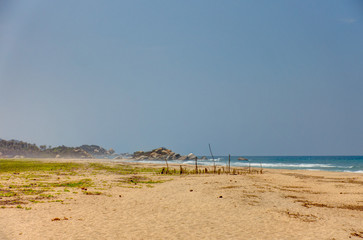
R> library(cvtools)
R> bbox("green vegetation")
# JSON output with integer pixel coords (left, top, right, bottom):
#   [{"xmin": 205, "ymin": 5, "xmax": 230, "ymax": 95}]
[
  {"xmin": 118, "ymin": 176, "xmax": 166, "ymax": 185},
  {"xmin": 0, "ymin": 190, "xmax": 17, "ymax": 197},
  {"xmin": 87, "ymin": 162, "xmax": 160, "ymax": 174},
  {"xmin": 0, "ymin": 159, "xmax": 162, "ymax": 175},
  {"xmin": 55, "ymin": 179, "xmax": 93, "ymax": 188},
  {"xmin": 0, "ymin": 159, "xmax": 84, "ymax": 173},
  {"xmin": 39, "ymin": 194, "xmax": 54, "ymax": 199}
]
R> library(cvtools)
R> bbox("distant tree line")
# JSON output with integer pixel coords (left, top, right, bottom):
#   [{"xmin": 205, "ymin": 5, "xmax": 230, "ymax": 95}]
[{"xmin": 0, "ymin": 139, "xmax": 114, "ymax": 159}]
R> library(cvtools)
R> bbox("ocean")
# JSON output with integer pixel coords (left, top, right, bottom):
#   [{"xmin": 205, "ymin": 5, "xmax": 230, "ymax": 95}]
[{"xmin": 126, "ymin": 156, "xmax": 363, "ymax": 173}]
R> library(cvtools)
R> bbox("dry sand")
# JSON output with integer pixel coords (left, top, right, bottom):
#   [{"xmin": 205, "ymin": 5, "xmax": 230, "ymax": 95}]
[{"xmin": 1, "ymin": 159, "xmax": 363, "ymax": 240}]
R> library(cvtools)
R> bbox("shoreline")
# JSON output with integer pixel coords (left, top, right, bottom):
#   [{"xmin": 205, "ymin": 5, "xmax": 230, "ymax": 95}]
[{"xmin": 2, "ymin": 157, "xmax": 363, "ymax": 174}]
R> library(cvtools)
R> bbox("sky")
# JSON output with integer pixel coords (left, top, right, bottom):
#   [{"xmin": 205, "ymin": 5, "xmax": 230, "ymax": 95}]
[{"xmin": 0, "ymin": 0, "xmax": 362, "ymax": 155}]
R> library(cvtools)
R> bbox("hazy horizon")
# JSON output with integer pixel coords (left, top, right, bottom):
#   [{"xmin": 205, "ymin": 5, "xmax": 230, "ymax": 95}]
[{"xmin": 1, "ymin": 1, "xmax": 362, "ymax": 155}]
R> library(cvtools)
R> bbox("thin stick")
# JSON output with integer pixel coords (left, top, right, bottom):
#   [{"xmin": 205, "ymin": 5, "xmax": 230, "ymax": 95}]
[
  {"xmin": 165, "ymin": 157, "xmax": 169, "ymax": 173},
  {"xmin": 208, "ymin": 143, "xmax": 216, "ymax": 173},
  {"xmin": 229, "ymin": 154, "xmax": 232, "ymax": 173},
  {"xmin": 260, "ymin": 162, "xmax": 263, "ymax": 174}
]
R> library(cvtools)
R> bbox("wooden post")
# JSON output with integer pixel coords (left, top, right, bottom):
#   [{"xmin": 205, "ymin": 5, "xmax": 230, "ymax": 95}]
[
  {"xmin": 195, "ymin": 157, "xmax": 198, "ymax": 174},
  {"xmin": 209, "ymin": 144, "xmax": 216, "ymax": 173},
  {"xmin": 165, "ymin": 157, "xmax": 169, "ymax": 174},
  {"xmin": 260, "ymin": 162, "xmax": 263, "ymax": 174}
]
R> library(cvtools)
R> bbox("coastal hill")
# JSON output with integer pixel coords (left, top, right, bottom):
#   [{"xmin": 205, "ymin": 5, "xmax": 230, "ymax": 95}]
[
  {"xmin": 0, "ymin": 139, "xmax": 115, "ymax": 159},
  {"xmin": 0, "ymin": 139, "xmax": 195, "ymax": 160}
]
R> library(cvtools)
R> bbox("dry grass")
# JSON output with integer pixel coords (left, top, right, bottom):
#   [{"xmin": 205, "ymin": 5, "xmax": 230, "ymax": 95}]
[
  {"xmin": 350, "ymin": 230, "xmax": 363, "ymax": 239},
  {"xmin": 284, "ymin": 210, "xmax": 318, "ymax": 222}
]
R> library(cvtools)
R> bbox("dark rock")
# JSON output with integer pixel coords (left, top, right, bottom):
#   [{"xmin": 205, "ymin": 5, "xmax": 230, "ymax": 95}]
[
  {"xmin": 132, "ymin": 147, "xmax": 185, "ymax": 161},
  {"xmin": 178, "ymin": 155, "xmax": 188, "ymax": 161}
]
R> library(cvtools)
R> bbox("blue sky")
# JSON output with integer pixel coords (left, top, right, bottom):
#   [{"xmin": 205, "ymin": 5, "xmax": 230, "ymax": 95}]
[{"xmin": 0, "ymin": 0, "xmax": 362, "ymax": 155}]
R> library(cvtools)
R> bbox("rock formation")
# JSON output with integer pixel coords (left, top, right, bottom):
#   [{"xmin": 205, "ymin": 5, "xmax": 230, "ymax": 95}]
[{"xmin": 132, "ymin": 147, "xmax": 196, "ymax": 161}]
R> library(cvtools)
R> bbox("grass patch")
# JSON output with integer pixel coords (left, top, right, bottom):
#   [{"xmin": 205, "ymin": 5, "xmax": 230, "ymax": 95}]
[
  {"xmin": 88, "ymin": 163, "xmax": 160, "ymax": 174},
  {"xmin": 29, "ymin": 200, "xmax": 45, "ymax": 203},
  {"xmin": 0, "ymin": 159, "xmax": 84, "ymax": 173},
  {"xmin": 118, "ymin": 176, "xmax": 164, "ymax": 185},
  {"xmin": 1, "ymin": 159, "xmax": 162, "ymax": 176},
  {"xmin": 0, "ymin": 189, "xmax": 17, "ymax": 197},
  {"xmin": 55, "ymin": 179, "xmax": 93, "ymax": 188},
  {"xmin": 20, "ymin": 188, "xmax": 45, "ymax": 195},
  {"xmin": 39, "ymin": 194, "xmax": 55, "ymax": 199}
]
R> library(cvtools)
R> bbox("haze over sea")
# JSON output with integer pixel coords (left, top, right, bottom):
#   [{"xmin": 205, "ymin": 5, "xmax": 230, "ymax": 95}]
[{"xmin": 127, "ymin": 156, "xmax": 363, "ymax": 173}]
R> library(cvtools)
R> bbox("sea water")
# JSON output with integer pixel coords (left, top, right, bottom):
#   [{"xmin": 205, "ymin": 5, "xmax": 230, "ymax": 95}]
[{"xmin": 127, "ymin": 156, "xmax": 363, "ymax": 173}]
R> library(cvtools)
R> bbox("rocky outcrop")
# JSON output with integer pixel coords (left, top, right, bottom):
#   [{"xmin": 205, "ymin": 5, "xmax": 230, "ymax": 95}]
[
  {"xmin": 44, "ymin": 146, "xmax": 93, "ymax": 158},
  {"xmin": 132, "ymin": 147, "xmax": 196, "ymax": 161},
  {"xmin": 79, "ymin": 145, "xmax": 115, "ymax": 158}
]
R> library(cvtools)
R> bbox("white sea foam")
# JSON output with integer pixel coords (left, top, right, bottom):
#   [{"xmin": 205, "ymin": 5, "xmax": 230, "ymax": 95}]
[
  {"xmin": 202, "ymin": 158, "xmax": 222, "ymax": 162},
  {"xmin": 233, "ymin": 162, "xmax": 336, "ymax": 168},
  {"xmin": 126, "ymin": 158, "xmax": 360, "ymax": 172},
  {"xmin": 343, "ymin": 170, "xmax": 363, "ymax": 173}
]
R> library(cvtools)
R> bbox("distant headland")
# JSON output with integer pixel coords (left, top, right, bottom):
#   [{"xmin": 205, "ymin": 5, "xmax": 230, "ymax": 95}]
[
  {"xmin": 0, "ymin": 138, "xmax": 196, "ymax": 160},
  {"xmin": 0, "ymin": 138, "xmax": 118, "ymax": 159}
]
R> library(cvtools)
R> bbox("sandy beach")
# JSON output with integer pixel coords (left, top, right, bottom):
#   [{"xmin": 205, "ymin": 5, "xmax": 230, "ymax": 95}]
[{"xmin": 1, "ymin": 159, "xmax": 362, "ymax": 240}]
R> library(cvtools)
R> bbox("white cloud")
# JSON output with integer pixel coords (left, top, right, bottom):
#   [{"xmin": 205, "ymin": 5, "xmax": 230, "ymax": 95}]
[{"xmin": 340, "ymin": 18, "xmax": 357, "ymax": 24}]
